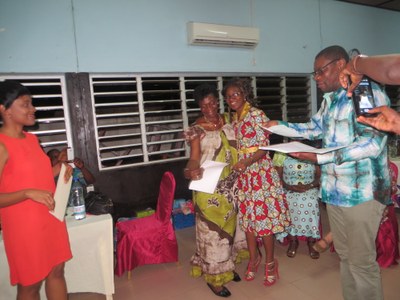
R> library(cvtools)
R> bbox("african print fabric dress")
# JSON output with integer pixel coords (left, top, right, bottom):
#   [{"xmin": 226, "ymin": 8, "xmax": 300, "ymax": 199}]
[
  {"xmin": 184, "ymin": 114, "xmax": 248, "ymax": 287},
  {"xmin": 233, "ymin": 103, "xmax": 290, "ymax": 241},
  {"xmin": 273, "ymin": 153, "xmax": 320, "ymax": 239}
]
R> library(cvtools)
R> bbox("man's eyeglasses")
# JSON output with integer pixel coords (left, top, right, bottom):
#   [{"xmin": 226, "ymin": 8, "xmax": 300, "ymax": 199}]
[{"xmin": 311, "ymin": 59, "xmax": 340, "ymax": 78}]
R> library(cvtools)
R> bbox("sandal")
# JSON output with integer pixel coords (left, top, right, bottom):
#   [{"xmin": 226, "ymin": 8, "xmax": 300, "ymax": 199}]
[
  {"xmin": 286, "ymin": 239, "xmax": 299, "ymax": 258},
  {"xmin": 312, "ymin": 237, "xmax": 331, "ymax": 253},
  {"xmin": 308, "ymin": 241, "xmax": 320, "ymax": 259},
  {"xmin": 264, "ymin": 259, "xmax": 279, "ymax": 286},
  {"xmin": 244, "ymin": 252, "xmax": 262, "ymax": 281},
  {"xmin": 206, "ymin": 283, "xmax": 231, "ymax": 298}
]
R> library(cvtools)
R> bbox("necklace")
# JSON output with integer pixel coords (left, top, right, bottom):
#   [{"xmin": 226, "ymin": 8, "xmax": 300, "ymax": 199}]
[{"xmin": 203, "ymin": 115, "xmax": 222, "ymax": 130}]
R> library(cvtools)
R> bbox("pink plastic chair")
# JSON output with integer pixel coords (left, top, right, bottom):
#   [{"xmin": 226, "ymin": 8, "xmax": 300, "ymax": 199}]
[{"xmin": 115, "ymin": 171, "xmax": 178, "ymax": 278}]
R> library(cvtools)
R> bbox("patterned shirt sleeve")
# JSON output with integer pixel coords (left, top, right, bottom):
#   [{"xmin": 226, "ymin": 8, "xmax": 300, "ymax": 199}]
[{"xmin": 320, "ymin": 83, "xmax": 390, "ymax": 165}]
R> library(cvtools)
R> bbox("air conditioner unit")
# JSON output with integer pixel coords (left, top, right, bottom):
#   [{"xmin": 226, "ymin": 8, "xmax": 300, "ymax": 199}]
[{"xmin": 187, "ymin": 22, "xmax": 259, "ymax": 48}]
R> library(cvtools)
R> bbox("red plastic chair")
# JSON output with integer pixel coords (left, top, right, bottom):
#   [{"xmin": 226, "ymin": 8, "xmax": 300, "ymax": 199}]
[{"xmin": 115, "ymin": 171, "xmax": 178, "ymax": 278}]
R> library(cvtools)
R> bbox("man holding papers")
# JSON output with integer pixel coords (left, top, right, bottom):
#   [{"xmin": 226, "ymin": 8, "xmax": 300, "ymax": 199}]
[
  {"xmin": 265, "ymin": 46, "xmax": 391, "ymax": 300},
  {"xmin": 183, "ymin": 84, "xmax": 247, "ymax": 298}
]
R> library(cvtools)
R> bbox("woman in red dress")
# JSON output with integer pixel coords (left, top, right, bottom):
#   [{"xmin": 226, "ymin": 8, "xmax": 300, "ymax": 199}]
[
  {"xmin": 0, "ymin": 81, "xmax": 72, "ymax": 299},
  {"xmin": 223, "ymin": 78, "xmax": 290, "ymax": 287}
]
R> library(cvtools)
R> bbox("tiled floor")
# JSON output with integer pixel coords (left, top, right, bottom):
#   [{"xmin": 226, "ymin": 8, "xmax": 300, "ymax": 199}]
[{"xmin": 69, "ymin": 205, "xmax": 400, "ymax": 300}]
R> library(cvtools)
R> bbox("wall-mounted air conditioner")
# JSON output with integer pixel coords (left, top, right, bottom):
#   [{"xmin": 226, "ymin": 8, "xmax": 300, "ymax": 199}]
[{"xmin": 187, "ymin": 22, "xmax": 259, "ymax": 48}]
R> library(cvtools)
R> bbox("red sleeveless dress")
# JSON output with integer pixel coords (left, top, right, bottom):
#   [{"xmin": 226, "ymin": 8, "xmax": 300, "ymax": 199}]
[{"xmin": 0, "ymin": 132, "xmax": 72, "ymax": 286}]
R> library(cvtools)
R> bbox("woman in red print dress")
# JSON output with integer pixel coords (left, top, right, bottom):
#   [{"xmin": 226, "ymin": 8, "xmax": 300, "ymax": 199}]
[
  {"xmin": 223, "ymin": 78, "xmax": 290, "ymax": 287},
  {"xmin": 0, "ymin": 81, "xmax": 72, "ymax": 300}
]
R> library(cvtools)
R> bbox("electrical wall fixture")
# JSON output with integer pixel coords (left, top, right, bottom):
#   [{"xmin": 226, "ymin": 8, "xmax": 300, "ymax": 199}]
[{"xmin": 187, "ymin": 22, "xmax": 259, "ymax": 48}]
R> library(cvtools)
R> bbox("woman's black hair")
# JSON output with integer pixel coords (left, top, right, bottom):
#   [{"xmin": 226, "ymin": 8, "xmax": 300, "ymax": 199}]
[
  {"xmin": 222, "ymin": 77, "xmax": 258, "ymax": 107},
  {"xmin": 193, "ymin": 84, "xmax": 218, "ymax": 105},
  {"xmin": 0, "ymin": 80, "xmax": 31, "ymax": 109}
]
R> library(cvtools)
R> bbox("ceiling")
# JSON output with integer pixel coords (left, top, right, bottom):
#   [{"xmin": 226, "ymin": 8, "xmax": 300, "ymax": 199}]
[{"xmin": 338, "ymin": 0, "xmax": 400, "ymax": 12}]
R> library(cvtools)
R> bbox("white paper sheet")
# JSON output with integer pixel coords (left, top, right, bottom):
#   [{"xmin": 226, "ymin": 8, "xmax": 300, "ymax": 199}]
[
  {"xmin": 189, "ymin": 160, "xmax": 228, "ymax": 194},
  {"xmin": 50, "ymin": 163, "xmax": 73, "ymax": 221},
  {"xmin": 261, "ymin": 125, "xmax": 305, "ymax": 138},
  {"xmin": 260, "ymin": 141, "xmax": 346, "ymax": 154}
]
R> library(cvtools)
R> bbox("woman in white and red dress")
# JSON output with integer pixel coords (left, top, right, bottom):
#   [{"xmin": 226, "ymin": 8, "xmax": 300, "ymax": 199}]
[{"xmin": 223, "ymin": 78, "xmax": 290, "ymax": 287}]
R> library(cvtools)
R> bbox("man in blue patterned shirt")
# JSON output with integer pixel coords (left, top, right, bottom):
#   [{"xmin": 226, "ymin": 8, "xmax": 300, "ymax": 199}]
[{"xmin": 267, "ymin": 45, "xmax": 390, "ymax": 300}]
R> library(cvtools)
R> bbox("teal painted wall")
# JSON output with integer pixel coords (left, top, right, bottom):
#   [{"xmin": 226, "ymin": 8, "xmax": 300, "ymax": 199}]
[{"xmin": 0, "ymin": 0, "xmax": 399, "ymax": 73}]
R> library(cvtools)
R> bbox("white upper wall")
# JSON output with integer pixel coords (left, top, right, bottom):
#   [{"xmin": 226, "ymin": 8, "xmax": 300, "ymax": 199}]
[{"xmin": 0, "ymin": 0, "xmax": 399, "ymax": 73}]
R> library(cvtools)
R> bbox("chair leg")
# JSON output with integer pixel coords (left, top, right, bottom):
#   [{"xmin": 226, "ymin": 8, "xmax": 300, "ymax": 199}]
[{"xmin": 127, "ymin": 270, "xmax": 132, "ymax": 280}]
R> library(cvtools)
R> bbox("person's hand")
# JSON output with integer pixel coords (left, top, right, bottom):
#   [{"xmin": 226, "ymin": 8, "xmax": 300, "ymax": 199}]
[
  {"xmin": 57, "ymin": 149, "xmax": 68, "ymax": 163},
  {"xmin": 289, "ymin": 152, "xmax": 317, "ymax": 163},
  {"xmin": 63, "ymin": 163, "xmax": 73, "ymax": 183},
  {"xmin": 233, "ymin": 160, "xmax": 248, "ymax": 173},
  {"xmin": 286, "ymin": 183, "xmax": 309, "ymax": 193},
  {"xmin": 294, "ymin": 183, "xmax": 309, "ymax": 193},
  {"xmin": 357, "ymin": 106, "xmax": 400, "ymax": 134},
  {"xmin": 184, "ymin": 167, "xmax": 204, "ymax": 180},
  {"xmin": 73, "ymin": 157, "xmax": 84, "ymax": 169},
  {"xmin": 339, "ymin": 67, "xmax": 363, "ymax": 97},
  {"xmin": 262, "ymin": 120, "xmax": 279, "ymax": 128},
  {"xmin": 25, "ymin": 189, "xmax": 55, "ymax": 211}
]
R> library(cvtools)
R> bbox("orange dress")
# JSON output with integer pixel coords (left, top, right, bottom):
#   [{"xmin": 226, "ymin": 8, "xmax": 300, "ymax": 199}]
[{"xmin": 0, "ymin": 132, "xmax": 72, "ymax": 286}]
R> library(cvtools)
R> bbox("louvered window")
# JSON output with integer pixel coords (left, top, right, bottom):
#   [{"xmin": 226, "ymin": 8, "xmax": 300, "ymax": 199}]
[
  {"xmin": 89, "ymin": 74, "xmax": 312, "ymax": 170},
  {"xmin": 0, "ymin": 75, "xmax": 72, "ymax": 152},
  {"xmin": 0, "ymin": 74, "xmax": 312, "ymax": 170},
  {"xmin": 4, "ymin": 74, "xmax": 399, "ymax": 171},
  {"xmin": 89, "ymin": 75, "xmax": 187, "ymax": 170}
]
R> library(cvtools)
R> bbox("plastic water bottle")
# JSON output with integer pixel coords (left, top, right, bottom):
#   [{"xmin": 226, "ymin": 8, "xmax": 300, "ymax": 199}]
[{"xmin": 71, "ymin": 178, "xmax": 86, "ymax": 220}]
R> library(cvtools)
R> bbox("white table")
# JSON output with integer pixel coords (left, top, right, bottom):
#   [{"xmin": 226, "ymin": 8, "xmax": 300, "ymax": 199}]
[{"xmin": 0, "ymin": 213, "xmax": 115, "ymax": 299}]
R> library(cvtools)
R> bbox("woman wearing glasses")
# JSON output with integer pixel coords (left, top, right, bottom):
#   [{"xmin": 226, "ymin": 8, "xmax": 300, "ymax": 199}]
[{"xmin": 223, "ymin": 78, "xmax": 290, "ymax": 287}]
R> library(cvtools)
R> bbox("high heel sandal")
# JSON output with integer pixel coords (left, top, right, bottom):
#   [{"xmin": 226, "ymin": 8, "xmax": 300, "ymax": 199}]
[
  {"xmin": 264, "ymin": 259, "xmax": 279, "ymax": 287},
  {"xmin": 244, "ymin": 253, "xmax": 262, "ymax": 281}
]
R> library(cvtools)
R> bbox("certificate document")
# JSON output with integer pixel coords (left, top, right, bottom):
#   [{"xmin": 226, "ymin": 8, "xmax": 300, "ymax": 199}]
[
  {"xmin": 261, "ymin": 125, "xmax": 305, "ymax": 138},
  {"xmin": 189, "ymin": 160, "xmax": 228, "ymax": 194},
  {"xmin": 50, "ymin": 164, "xmax": 72, "ymax": 221},
  {"xmin": 260, "ymin": 141, "xmax": 345, "ymax": 154}
]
